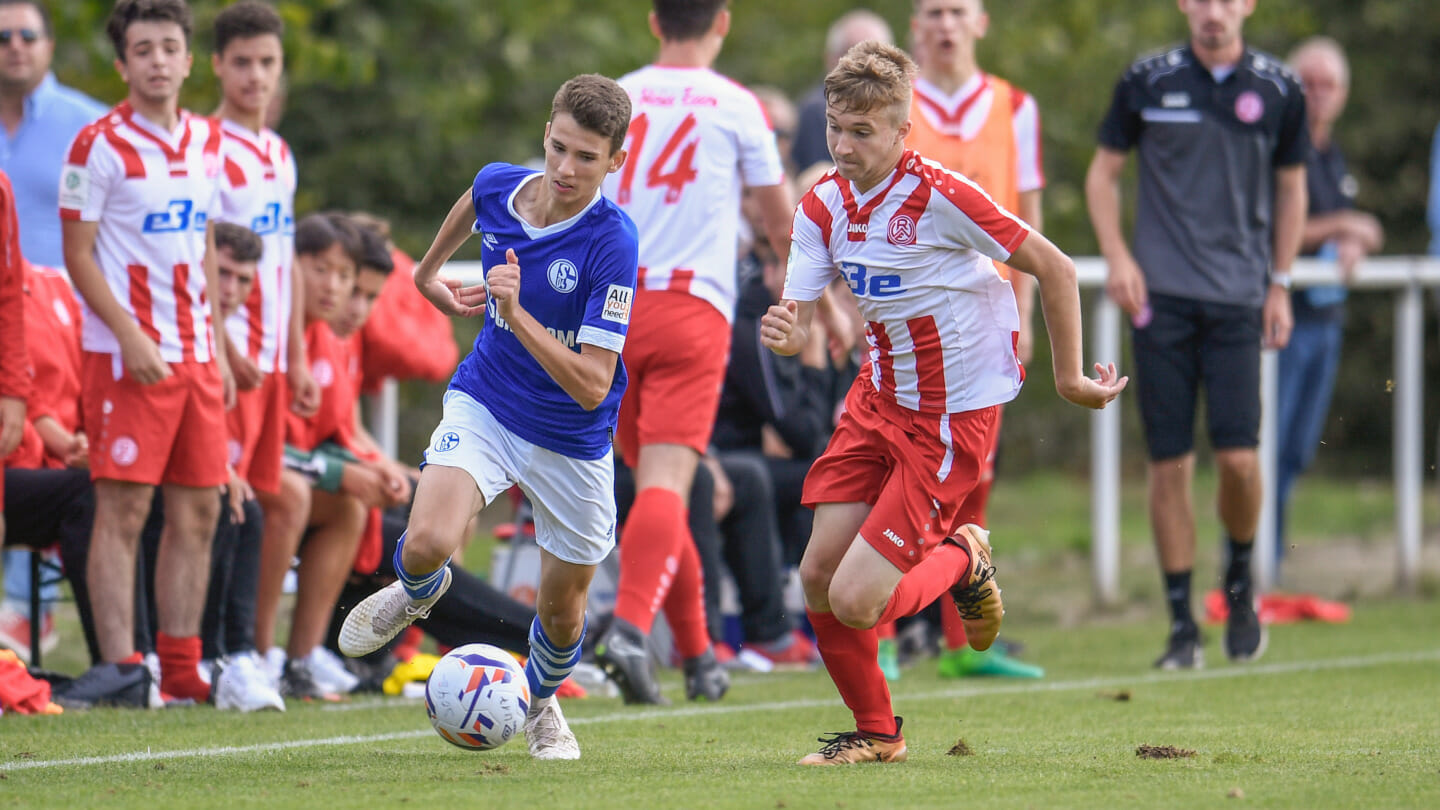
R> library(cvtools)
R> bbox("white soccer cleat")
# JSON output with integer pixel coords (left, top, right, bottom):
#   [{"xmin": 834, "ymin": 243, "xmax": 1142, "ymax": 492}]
[
  {"xmin": 338, "ymin": 568, "xmax": 453, "ymax": 657},
  {"xmin": 304, "ymin": 646, "xmax": 361, "ymax": 695},
  {"xmin": 525, "ymin": 695, "xmax": 581, "ymax": 760},
  {"xmin": 213, "ymin": 653, "xmax": 286, "ymax": 713}
]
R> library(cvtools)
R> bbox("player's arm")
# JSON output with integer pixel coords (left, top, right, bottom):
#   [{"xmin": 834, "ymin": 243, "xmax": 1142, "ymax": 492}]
[
  {"xmin": 1005, "ymin": 231, "xmax": 1126, "ymax": 410},
  {"xmin": 1085, "ymin": 147, "xmax": 1146, "ymax": 319},
  {"xmin": 1263, "ymin": 164, "xmax": 1307, "ymax": 349},
  {"xmin": 487, "ymin": 248, "xmax": 617, "ymax": 411},
  {"xmin": 413, "ymin": 189, "xmax": 487, "ymax": 318},
  {"xmin": 286, "ymin": 253, "xmax": 319, "ymax": 416},
  {"xmin": 1010, "ymin": 189, "xmax": 1043, "ymax": 363},
  {"xmin": 63, "ymin": 219, "xmax": 172, "ymax": 385},
  {"xmin": 763, "ymin": 196, "xmax": 831, "ymax": 357}
]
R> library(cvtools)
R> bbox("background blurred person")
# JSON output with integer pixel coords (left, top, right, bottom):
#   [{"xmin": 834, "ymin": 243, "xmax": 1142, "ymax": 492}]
[
  {"xmin": 1085, "ymin": 0, "xmax": 1308, "ymax": 670},
  {"xmin": 791, "ymin": 8, "xmax": 894, "ymax": 174},
  {"xmin": 1273, "ymin": 37, "xmax": 1382, "ymax": 577},
  {"xmin": 57, "ymin": 0, "xmax": 233, "ymax": 707},
  {"xmin": 596, "ymin": 0, "xmax": 792, "ymax": 706},
  {"xmin": 902, "ymin": 0, "xmax": 1046, "ymax": 680},
  {"xmin": 0, "ymin": 0, "xmax": 106, "ymax": 657}
]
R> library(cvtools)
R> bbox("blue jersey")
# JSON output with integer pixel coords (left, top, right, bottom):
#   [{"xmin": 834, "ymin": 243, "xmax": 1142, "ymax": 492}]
[{"xmin": 449, "ymin": 163, "xmax": 639, "ymax": 460}]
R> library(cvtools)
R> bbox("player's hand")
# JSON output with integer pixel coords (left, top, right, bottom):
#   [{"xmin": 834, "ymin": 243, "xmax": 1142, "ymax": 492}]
[
  {"xmin": 1057, "ymin": 362, "xmax": 1128, "ymax": 410},
  {"xmin": 377, "ymin": 460, "xmax": 413, "ymax": 508},
  {"xmin": 1104, "ymin": 254, "xmax": 1148, "ymax": 321},
  {"xmin": 288, "ymin": 363, "xmax": 320, "ymax": 417},
  {"xmin": 223, "ymin": 466, "xmax": 254, "ymax": 524},
  {"xmin": 486, "ymin": 249, "xmax": 522, "ymax": 318},
  {"xmin": 1262, "ymin": 282, "xmax": 1293, "ymax": 350},
  {"xmin": 120, "ymin": 329, "xmax": 171, "ymax": 385},
  {"xmin": 65, "ymin": 432, "xmax": 90, "ymax": 469},
  {"xmin": 340, "ymin": 462, "xmax": 392, "ymax": 508},
  {"xmin": 229, "ymin": 352, "xmax": 263, "ymax": 392},
  {"xmin": 761, "ymin": 300, "xmax": 803, "ymax": 356},
  {"xmin": 0, "ymin": 396, "xmax": 24, "ymax": 458},
  {"xmin": 418, "ymin": 274, "xmax": 487, "ymax": 318}
]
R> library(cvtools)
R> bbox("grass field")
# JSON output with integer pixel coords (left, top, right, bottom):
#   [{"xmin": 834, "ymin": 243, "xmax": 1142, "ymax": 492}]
[{"xmin": 2, "ymin": 472, "xmax": 1438, "ymax": 809}]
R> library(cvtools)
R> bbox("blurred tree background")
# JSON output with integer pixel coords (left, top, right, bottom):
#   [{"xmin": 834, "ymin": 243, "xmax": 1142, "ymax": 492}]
[{"xmin": 51, "ymin": 0, "xmax": 1440, "ymax": 472}]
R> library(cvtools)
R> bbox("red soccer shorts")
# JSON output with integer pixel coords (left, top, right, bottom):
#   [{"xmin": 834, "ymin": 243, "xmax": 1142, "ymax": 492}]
[
  {"xmin": 82, "ymin": 352, "xmax": 229, "ymax": 488},
  {"xmin": 615, "ymin": 290, "xmax": 730, "ymax": 461},
  {"xmin": 227, "ymin": 370, "xmax": 288, "ymax": 495},
  {"xmin": 802, "ymin": 375, "xmax": 1000, "ymax": 573}
]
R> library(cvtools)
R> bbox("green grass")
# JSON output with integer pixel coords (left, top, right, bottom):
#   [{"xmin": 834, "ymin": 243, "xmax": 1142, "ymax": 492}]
[{"xmin": 5, "ymin": 472, "xmax": 1438, "ymax": 808}]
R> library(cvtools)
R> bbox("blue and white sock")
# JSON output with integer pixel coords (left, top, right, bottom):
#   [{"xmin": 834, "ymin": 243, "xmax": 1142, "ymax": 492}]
[
  {"xmin": 525, "ymin": 615, "xmax": 586, "ymax": 700},
  {"xmin": 393, "ymin": 532, "xmax": 446, "ymax": 601}
]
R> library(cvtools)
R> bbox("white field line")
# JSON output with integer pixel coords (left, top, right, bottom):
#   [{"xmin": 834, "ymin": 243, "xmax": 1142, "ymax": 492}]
[{"xmin": 8, "ymin": 647, "xmax": 1437, "ymax": 772}]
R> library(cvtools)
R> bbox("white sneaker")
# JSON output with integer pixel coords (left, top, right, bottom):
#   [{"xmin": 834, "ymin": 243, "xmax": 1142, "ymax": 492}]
[
  {"xmin": 198, "ymin": 659, "xmax": 214, "ymax": 687},
  {"xmin": 214, "ymin": 654, "xmax": 286, "ymax": 712},
  {"xmin": 338, "ymin": 568, "xmax": 452, "ymax": 657},
  {"xmin": 143, "ymin": 652, "xmax": 165, "ymax": 709},
  {"xmin": 261, "ymin": 648, "xmax": 287, "ymax": 689},
  {"xmin": 304, "ymin": 647, "xmax": 360, "ymax": 695},
  {"xmin": 525, "ymin": 695, "xmax": 580, "ymax": 760}
]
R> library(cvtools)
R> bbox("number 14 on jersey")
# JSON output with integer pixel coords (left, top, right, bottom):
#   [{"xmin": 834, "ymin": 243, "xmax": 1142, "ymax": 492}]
[{"xmin": 616, "ymin": 112, "xmax": 700, "ymax": 205}]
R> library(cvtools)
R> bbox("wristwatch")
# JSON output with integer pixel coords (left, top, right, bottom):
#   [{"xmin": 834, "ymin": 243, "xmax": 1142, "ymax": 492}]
[{"xmin": 1270, "ymin": 271, "xmax": 1293, "ymax": 290}]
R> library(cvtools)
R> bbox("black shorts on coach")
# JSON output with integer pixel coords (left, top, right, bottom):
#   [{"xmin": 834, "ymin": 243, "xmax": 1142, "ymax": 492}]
[{"xmin": 1131, "ymin": 292, "xmax": 1262, "ymax": 461}]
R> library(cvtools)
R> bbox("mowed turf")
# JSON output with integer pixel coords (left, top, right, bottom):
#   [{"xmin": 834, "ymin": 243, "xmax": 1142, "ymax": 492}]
[{"xmin": 1, "ymin": 598, "xmax": 1436, "ymax": 810}]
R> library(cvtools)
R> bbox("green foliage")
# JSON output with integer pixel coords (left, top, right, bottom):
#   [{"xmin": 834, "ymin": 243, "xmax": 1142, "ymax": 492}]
[{"xmin": 50, "ymin": 1, "xmax": 1440, "ymax": 470}]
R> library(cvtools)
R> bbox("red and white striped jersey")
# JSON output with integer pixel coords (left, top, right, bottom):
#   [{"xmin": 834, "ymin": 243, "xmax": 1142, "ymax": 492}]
[
  {"xmin": 783, "ymin": 150, "xmax": 1031, "ymax": 415},
  {"xmin": 218, "ymin": 120, "xmax": 297, "ymax": 373},
  {"xmin": 59, "ymin": 102, "xmax": 223, "ymax": 363},
  {"xmin": 602, "ymin": 65, "xmax": 785, "ymax": 322}
]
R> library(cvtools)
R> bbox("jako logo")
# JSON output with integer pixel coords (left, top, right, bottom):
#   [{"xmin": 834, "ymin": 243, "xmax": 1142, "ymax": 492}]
[
  {"xmin": 883, "ymin": 528, "xmax": 906, "ymax": 548},
  {"xmin": 847, "ymin": 223, "xmax": 867, "ymax": 234}
]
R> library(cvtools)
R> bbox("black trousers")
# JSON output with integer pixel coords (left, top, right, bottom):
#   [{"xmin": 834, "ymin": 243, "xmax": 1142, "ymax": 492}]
[{"xmin": 714, "ymin": 452, "xmax": 792, "ymax": 645}]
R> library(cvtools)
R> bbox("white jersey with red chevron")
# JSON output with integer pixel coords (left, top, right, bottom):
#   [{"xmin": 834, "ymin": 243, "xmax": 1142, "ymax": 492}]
[
  {"xmin": 913, "ymin": 74, "xmax": 1045, "ymax": 193},
  {"xmin": 59, "ymin": 102, "xmax": 223, "ymax": 363},
  {"xmin": 601, "ymin": 64, "xmax": 785, "ymax": 322},
  {"xmin": 783, "ymin": 150, "xmax": 1032, "ymax": 415},
  {"xmin": 218, "ymin": 120, "xmax": 297, "ymax": 373}
]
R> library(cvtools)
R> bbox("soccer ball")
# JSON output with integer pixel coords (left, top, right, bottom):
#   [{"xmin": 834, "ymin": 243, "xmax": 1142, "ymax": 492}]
[{"xmin": 425, "ymin": 644, "xmax": 531, "ymax": 750}]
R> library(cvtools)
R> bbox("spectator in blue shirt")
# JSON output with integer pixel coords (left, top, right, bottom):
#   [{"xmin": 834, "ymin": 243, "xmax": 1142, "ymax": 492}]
[{"xmin": 0, "ymin": 0, "xmax": 107, "ymax": 268}]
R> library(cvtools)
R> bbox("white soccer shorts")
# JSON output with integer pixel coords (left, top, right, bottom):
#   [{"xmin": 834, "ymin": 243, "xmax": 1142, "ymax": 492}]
[{"xmin": 424, "ymin": 389, "xmax": 617, "ymax": 566}]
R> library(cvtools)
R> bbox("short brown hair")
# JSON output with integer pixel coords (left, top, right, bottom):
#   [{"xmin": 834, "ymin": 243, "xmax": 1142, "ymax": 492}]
[
  {"xmin": 213, "ymin": 222, "xmax": 263, "ymax": 263},
  {"xmin": 214, "ymin": 0, "xmax": 283, "ymax": 56},
  {"xmin": 551, "ymin": 74, "xmax": 632, "ymax": 155},
  {"xmin": 652, "ymin": 0, "xmax": 727, "ymax": 42},
  {"xmin": 295, "ymin": 211, "xmax": 362, "ymax": 264},
  {"xmin": 824, "ymin": 41, "xmax": 916, "ymax": 126},
  {"xmin": 107, "ymin": 0, "xmax": 192, "ymax": 62},
  {"xmin": 355, "ymin": 224, "xmax": 394, "ymax": 275}
]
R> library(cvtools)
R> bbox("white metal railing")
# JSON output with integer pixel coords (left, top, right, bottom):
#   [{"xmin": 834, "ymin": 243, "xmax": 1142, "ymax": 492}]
[{"xmin": 371, "ymin": 255, "xmax": 1439, "ymax": 603}]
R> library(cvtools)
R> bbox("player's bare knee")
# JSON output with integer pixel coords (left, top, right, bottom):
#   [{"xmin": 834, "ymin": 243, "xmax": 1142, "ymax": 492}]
[
  {"xmin": 798, "ymin": 558, "xmax": 833, "ymax": 609},
  {"xmin": 1214, "ymin": 449, "xmax": 1258, "ymax": 485},
  {"xmin": 401, "ymin": 520, "xmax": 456, "ymax": 571},
  {"xmin": 828, "ymin": 586, "xmax": 881, "ymax": 630}
]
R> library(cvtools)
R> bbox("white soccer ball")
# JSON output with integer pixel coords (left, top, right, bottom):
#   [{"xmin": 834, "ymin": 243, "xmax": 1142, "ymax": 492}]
[{"xmin": 425, "ymin": 644, "xmax": 531, "ymax": 750}]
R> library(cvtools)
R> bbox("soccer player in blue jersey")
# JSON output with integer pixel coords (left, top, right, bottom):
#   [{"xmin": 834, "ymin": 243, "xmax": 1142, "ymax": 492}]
[{"xmin": 339, "ymin": 74, "xmax": 637, "ymax": 761}]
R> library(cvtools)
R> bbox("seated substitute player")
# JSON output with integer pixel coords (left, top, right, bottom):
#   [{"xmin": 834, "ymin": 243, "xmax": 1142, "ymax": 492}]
[
  {"xmin": 761, "ymin": 42, "xmax": 1126, "ymax": 765},
  {"xmin": 339, "ymin": 74, "xmax": 639, "ymax": 762}
]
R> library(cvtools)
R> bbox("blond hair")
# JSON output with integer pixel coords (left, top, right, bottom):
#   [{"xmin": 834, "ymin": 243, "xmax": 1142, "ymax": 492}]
[{"xmin": 824, "ymin": 41, "xmax": 916, "ymax": 125}]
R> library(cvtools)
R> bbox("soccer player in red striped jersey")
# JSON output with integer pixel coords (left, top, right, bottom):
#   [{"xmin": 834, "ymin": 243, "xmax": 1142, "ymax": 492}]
[
  {"xmin": 761, "ymin": 41, "xmax": 1126, "ymax": 765},
  {"xmin": 57, "ymin": 0, "xmax": 231, "ymax": 707},
  {"xmin": 212, "ymin": 0, "xmax": 316, "ymax": 500}
]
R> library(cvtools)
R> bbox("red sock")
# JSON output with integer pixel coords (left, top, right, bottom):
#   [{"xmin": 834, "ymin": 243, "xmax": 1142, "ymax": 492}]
[
  {"xmin": 614, "ymin": 488, "xmax": 687, "ymax": 634},
  {"xmin": 875, "ymin": 541, "xmax": 971, "ymax": 626},
  {"xmin": 661, "ymin": 537, "xmax": 710, "ymax": 659},
  {"xmin": 120, "ymin": 652, "xmax": 143, "ymax": 666},
  {"xmin": 807, "ymin": 607, "xmax": 896, "ymax": 737},
  {"xmin": 939, "ymin": 592, "xmax": 970, "ymax": 650},
  {"xmin": 156, "ymin": 632, "xmax": 210, "ymax": 702}
]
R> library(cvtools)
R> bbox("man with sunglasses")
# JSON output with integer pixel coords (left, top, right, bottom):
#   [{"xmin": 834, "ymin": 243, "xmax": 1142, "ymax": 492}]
[{"xmin": 0, "ymin": 0, "xmax": 105, "ymax": 664}]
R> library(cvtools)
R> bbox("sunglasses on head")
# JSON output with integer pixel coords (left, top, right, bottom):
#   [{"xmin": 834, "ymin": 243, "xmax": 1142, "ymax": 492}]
[{"xmin": 0, "ymin": 28, "xmax": 40, "ymax": 45}]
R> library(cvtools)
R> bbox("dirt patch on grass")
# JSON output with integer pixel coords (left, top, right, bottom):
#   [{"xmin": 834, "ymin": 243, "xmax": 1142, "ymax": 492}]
[
  {"xmin": 1136, "ymin": 744, "xmax": 1195, "ymax": 759},
  {"xmin": 946, "ymin": 739, "xmax": 973, "ymax": 756}
]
